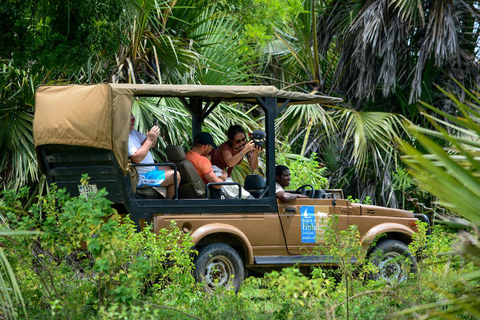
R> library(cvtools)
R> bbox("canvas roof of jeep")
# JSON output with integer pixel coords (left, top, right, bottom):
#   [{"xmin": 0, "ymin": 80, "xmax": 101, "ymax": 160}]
[{"xmin": 34, "ymin": 84, "xmax": 342, "ymax": 173}]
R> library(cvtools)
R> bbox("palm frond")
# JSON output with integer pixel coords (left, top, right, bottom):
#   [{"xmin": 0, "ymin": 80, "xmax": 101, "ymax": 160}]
[
  {"xmin": 132, "ymin": 97, "xmax": 191, "ymax": 160},
  {"xmin": 0, "ymin": 63, "xmax": 38, "ymax": 189},
  {"xmin": 180, "ymin": 3, "xmax": 257, "ymax": 85},
  {"xmin": 114, "ymin": 0, "xmax": 200, "ymax": 84},
  {"xmin": 391, "ymin": 0, "xmax": 425, "ymax": 24},
  {"xmin": 401, "ymin": 86, "xmax": 480, "ymax": 225},
  {"xmin": 276, "ymin": 103, "xmax": 336, "ymax": 138},
  {"xmin": 337, "ymin": 109, "xmax": 408, "ymax": 176},
  {"xmin": 0, "ymin": 229, "xmax": 40, "ymax": 319},
  {"xmin": 399, "ymin": 86, "xmax": 480, "ymax": 318}
]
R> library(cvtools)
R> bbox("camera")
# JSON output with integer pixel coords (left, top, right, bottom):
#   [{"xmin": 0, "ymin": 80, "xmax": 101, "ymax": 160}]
[{"xmin": 248, "ymin": 130, "xmax": 266, "ymax": 149}]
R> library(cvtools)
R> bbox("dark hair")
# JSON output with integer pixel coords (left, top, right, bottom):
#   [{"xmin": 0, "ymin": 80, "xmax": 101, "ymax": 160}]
[
  {"xmin": 227, "ymin": 125, "xmax": 246, "ymax": 142},
  {"xmin": 276, "ymin": 165, "xmax": 289, "ymax": 177}
]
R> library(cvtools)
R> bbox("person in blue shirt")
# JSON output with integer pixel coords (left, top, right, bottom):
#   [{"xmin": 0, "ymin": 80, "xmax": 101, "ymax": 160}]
[{"xmin": 128, "ymin": 114, "xmax": 180, "ymax": 199}]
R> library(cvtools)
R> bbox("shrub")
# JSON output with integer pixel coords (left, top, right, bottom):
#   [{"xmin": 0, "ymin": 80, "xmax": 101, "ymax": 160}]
[
  {"xmin": 0, "ymin": 177, "xmax": 195, "ymax": 318},
  {"xmin": 276, "ymin": 145, "xmax": 329, "ymax": 190}
]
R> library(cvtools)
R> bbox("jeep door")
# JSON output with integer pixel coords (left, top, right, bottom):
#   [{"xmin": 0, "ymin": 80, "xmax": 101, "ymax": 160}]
[{"xmin": 278, "ymin": 199, "xmax": 351, "ymax": 255}]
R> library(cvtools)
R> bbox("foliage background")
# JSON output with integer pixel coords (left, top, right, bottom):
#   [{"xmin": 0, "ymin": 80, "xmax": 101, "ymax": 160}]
[
  {"xmin": 1, "ymin": 0, "xmax": 480, "ymax": 318},
  {"xmin": 1, "ymin": 0, "xmax": 479, "ymax": 209}
]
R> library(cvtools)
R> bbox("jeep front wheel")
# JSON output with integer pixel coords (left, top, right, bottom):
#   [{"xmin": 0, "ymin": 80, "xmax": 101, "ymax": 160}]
[
  {"xmin": 194, "ymin": 243, "xmax": 244, "ymax": 293},
  {"xmin": 368, "ymin": 239, "xmax": 417, "ymax": 283}
]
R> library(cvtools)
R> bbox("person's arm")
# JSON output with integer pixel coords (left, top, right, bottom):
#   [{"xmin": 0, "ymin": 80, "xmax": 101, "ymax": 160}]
[
  {"xmin": 130, "ymin": 126, "xmax": 159, "ymax": 163},
  {"xmin": 276, "ymin": 190, "xmax": 308, "ymax": 202},
  {"xmin": 247, "ymin": 147, "xmax": 261, "ymax": 171},
  {"xmin": 204, "ymin": 170, "xmax": 227, "ymax": 189},
  {"xmin": 222, "ymin": 141, "xmax": 256, "ymax": 167}
]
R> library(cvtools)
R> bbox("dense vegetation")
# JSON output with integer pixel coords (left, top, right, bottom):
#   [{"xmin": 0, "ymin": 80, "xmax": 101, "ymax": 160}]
[
  {"xmin": 0, "ymin": 177, "xmax": 478, "ymax": 319},
  {"xmin": 0, "ymin": 180, "xmax": 475, "ymax": 319},
  {"xmin": 2, "ymin": 0, "xmax": 479, "ymax": 207},
  {"xmin": 1, "ymin": 0, "xmax": 479, "ymax": 318}
]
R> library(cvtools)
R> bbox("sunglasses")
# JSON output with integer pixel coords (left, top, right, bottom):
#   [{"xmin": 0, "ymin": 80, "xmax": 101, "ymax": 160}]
[{"xmin": 235, "ymin": 137, "xmax": 246, "ymax": 143}]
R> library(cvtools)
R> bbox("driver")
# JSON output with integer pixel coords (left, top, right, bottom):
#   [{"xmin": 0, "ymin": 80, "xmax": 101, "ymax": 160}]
[{"xmin": 275, "ymin": 165, "xmax": 309, "ymax": 202}]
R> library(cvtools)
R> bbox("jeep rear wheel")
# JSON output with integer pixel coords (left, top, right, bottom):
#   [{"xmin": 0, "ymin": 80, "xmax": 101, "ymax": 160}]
[
  {"xmin": 194, "ymin": 243, "xmax": 244, "ymax": 293},
  {"xmin": 368, "ymin": 239, "xmax": 417, "ymax": 283}
]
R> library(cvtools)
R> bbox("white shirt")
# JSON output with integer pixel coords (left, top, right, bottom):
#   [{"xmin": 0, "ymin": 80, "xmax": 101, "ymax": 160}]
[
  {"xmin": 275, "ymin": 182, "xmax": 284, "ymax": 194},
  {"xmin": 128, "ymin": 129, "xmax": 155, "ymax": 174}
]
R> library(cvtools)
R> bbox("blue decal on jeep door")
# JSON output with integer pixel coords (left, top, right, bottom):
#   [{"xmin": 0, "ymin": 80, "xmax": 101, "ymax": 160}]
[{"xmin": 301, "ymin": 206, "xmax": 315, "ymax": 243}]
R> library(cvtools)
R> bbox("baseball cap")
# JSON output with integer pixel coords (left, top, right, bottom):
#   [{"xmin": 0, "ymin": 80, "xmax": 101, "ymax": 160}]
[{"xmin": 194, "ymin": 132, "xmax": 218, "ymax": 148}]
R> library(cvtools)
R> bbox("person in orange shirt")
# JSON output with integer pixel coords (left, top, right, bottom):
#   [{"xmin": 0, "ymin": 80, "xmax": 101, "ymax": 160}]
[{"xmin": 185, "ymin": 132, "xmax": 227, "ymax": 198}]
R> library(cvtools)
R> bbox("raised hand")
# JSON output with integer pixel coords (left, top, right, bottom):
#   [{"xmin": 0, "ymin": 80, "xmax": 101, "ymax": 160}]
[{"xmin": 146, "ymin": 125, "xmax": 160, "ymax": 145}]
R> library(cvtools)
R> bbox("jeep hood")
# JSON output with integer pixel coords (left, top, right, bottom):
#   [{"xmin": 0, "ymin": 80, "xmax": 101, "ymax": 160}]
[{"xmin": 350, "ymin": 203, "xmax": 414, "ymax": 217}]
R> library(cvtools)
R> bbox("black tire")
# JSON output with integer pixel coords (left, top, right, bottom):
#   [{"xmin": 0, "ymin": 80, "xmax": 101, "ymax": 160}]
[
  {"xmin": 368, "ymin": 239, "xmax": 418, "ymax": 283},
  {"xmin": 194, "ymin": 243, "xmax": 245, "ymax": 293}
]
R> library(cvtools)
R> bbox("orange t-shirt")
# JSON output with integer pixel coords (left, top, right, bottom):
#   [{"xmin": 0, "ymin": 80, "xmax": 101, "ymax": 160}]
[{"xmin": 185, "ymin": 150, "xmax": 213, "ymax": 184}]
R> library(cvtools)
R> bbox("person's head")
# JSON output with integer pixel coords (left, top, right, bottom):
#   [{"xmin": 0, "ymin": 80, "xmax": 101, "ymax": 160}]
[
  {"xmin": 130, "ymin": 114, "xmax": 136, "ymax": 131},
  {"xmin": 194, "ymin": 132, "xmax": 217, "ymax": 156},
  {"xmin": 227, "ymin": 125, "xmax": 247, "ymax": 150},
  {"xmin": 276, "ymin": 165, "xmax": 291, "ymax": 188}
]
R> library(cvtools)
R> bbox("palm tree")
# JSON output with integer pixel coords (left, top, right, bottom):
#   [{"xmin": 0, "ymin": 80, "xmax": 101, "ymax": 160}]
[
  {"xmin": 259, "ymin": 0, "xmax": 412, "ymax": 206},
  {"xmin": 0, "ymin": 0, "xmax": 130, "ymax": 188},
  {"xmin": 316, "ymin": 0, "xmax": 480, "ymax": 109},
  {"xmin": 111, "ymin": 0, "xmax": 199, "ymax": 84},
  {"xmin": 0, "ymin": 63, "xmax": 39, "ymax": 189},
  {"xmin": 399, "ymin": 84, "xmax": 480, "ymax": 317},
  {"xmin": 1, "ymin": 0, "xmax": 261, "ymax": 188}
]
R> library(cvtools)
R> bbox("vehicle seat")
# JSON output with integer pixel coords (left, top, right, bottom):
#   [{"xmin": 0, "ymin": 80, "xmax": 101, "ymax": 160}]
[
  {"xmin": 165, "ymin": 145, "xmax": 205, "ymax": 199},
  {"xmin": 136, "ymin": 185, "xmax": 167, "ymax": 199},
  {"xmin": 130, "ymin": 167, "xmax": 167, "ymax": 199},
  {"xmin": 244, "ymin": 174, "xmax": 266, "ymax": 198}
]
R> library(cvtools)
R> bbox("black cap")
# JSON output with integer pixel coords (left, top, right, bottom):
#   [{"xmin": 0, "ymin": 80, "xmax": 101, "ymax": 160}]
[{"xmin": 194, "ymin": 132, "xmax": 218, "ymax": 148}]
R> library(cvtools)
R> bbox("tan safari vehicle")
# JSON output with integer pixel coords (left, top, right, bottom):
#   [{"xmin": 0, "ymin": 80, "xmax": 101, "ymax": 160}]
[{"xmin": 34, "ymin": 84, "xmax": 429, "ymax": 292}]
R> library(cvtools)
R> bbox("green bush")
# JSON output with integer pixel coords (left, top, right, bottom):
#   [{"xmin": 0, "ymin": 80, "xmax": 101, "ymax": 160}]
[
  {"xmin": 0, "ymin": 178, "xmax": 475, "ymax": 319},
  {"xmin": 276, "ymin": 145, "xmax": 329, "ymax": 190},
  {"xmin": 346, "ymin": 195, "xmax": 371, "ymax": 204},
  {"xmin": 0, "ymin": 178, "xmax": 195, "ymax": 318}
]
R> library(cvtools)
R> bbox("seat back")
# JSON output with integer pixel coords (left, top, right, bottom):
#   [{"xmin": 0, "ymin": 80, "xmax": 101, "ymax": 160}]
[
  {"xmin": 244, "ymin": 174, "xmax": 266, "ymax": 198},
  {"xmin": 165, "ymin": 145, "xmax": 205, "ymax": 199}
]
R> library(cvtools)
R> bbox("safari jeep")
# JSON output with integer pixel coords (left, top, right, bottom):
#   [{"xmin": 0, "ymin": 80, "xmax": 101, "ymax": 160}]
[{"xmin": 34, "ymin": 84, "xmax": 428, "ymax": 292}]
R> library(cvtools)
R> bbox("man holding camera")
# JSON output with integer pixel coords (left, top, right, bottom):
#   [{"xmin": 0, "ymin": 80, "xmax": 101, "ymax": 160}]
[
  {"xmin": 128, "ymin": 114, "xmax": 180, "ymax": 199},
  {"xmin": 210, "ymin": 125, "xmax": 263, "ymax": 177}
]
